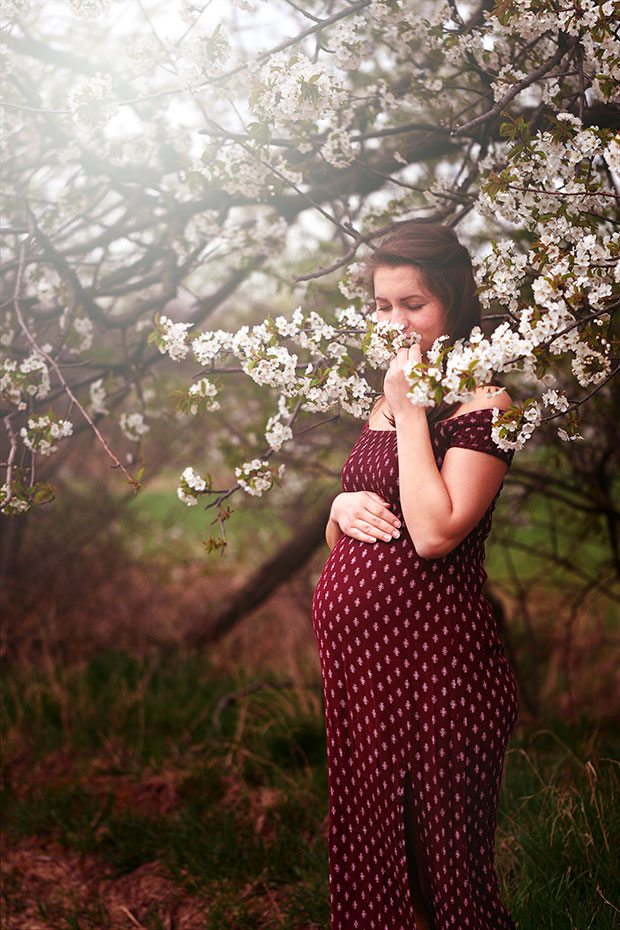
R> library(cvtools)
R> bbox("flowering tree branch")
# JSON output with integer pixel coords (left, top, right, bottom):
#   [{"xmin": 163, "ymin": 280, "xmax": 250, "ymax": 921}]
[{"xmin": 1, "ymin": 0, "xmax": 618, "ymax": 546}]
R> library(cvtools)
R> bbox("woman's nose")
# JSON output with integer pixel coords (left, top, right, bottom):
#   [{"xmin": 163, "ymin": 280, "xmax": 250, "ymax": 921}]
[{"xmin": 389, "ymin": 307, "xmax": 410, "ymax": 328}]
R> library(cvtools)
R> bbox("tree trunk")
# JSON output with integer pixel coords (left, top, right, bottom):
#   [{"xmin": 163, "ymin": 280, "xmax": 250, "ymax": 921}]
[{"xmin": 191, "ymin": 498, "xmax": 333, "ymax": 646}]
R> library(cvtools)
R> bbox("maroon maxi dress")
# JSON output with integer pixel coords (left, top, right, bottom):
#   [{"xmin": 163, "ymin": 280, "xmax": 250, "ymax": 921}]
[{"xmin": 312, "ymin": 408, "xmax": 518, "ymax": 930}]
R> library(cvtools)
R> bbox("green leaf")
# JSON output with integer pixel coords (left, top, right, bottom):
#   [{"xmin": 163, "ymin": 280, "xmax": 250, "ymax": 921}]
[{"xmin": 203, "ymin": 535, "xmax": 228, "ymax": 556}]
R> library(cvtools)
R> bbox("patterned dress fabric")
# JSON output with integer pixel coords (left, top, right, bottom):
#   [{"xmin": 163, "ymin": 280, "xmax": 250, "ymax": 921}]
[{"xmin": 312, "ymin": 408, "xmax": 518, "ymax": 930}]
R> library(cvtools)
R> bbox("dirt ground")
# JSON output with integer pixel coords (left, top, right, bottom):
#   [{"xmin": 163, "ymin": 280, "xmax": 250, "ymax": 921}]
[{"xmin": 1, "ymin": 835, "xmax": 215, "ymax": 930}]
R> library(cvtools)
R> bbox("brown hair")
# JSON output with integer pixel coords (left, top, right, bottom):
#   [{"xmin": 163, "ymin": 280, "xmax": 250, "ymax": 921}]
[{"xmin": 365, "ymin": 221, "xmax": 481, "ymax": 425}]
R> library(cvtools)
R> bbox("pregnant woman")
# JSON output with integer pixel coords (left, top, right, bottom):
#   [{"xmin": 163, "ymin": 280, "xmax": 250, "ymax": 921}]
[{"xmin": 312, "ymin": 222, "xmax": 518, "ymax": 930}]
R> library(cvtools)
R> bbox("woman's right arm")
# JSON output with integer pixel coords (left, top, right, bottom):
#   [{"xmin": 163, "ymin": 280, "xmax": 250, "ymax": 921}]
[{"xmin": 326, "ymin": 491, "xmax": 401, "ymax": 550}]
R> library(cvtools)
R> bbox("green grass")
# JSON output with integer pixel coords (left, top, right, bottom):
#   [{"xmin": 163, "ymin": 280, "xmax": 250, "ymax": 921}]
[
  {"xmin": 2, "ymin": 651, "xmax": 619, "ymax": 929},
  {"xmin": 121, "ymin": 469, "xmax": 297, "ymax": 566},
  {"xmin": 497, "ymin": 729, "xmax": 620, "ymax": 929}
]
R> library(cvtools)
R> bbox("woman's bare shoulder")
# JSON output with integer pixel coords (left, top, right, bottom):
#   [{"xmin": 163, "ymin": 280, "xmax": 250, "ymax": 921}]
[{"xmin": 458, "ymin": 385, "xmax": 513, "ymax": 415}]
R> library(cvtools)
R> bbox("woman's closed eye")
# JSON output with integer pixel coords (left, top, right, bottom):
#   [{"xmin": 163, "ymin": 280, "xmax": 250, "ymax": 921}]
[{"xmin": 377, "ymin": 303, "xmax": 424, "ymax": 312}]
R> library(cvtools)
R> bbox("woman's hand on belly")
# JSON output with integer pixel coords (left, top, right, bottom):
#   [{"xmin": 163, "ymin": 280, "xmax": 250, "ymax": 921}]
[{"xmin": 328, "ymin": 491, "xmax": 401, "ymax": 546}]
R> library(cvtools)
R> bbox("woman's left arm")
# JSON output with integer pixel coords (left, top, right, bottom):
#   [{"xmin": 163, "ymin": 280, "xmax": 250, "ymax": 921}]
[{"xmin": 385, "ymin": 345, "xmax": 511, "ymax": 560}]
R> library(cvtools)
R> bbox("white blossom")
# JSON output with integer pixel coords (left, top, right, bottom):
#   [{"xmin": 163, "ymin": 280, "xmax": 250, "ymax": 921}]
[
  {"xmin": 491, "ymin": 403, "xmax": 541, "ymax": 452},
  {"xmin": 603, "ymin": 136, "xmax": 620, "ymax": 175},
  {"xmin": 542, "ymin": 389, "xmax": 569, "ymax": 412},
  {"xmin": 192, "ymin": 329, "xmax": 234, "ymax": 365},
  {"xmin": 89, "ymin": 378, "xmax": 108, "ymax": 416},
  {"xmin": 251, "ymin": 51, "xmax": 349, "ymax": 128},
  {"xmin": 20, "ymin": 415, "xmax": 73, "ymax": 456},
  {"xmin": 182, "ymin": 466, "xmax": 206, "ymax": 491},
  {"xmin": 322, "ymin": 128, "xmax": 356, "ymax": 168},
  {"xmin": 68, "ymin": 75, "xmax": 118, "ymax": 127},
  {"xmin": 235, "ymin": 458, "xmax": 285, "ymax": 496},
  {"xmin": 0, "ymin": 352, "xmax": 51, "ymax": 407},
  {"xmin": 119, "ymin": 412, "xmax": 149, "ymax": 442},
  {"xmin": 158, "ymin": 315, "xmax": 193, "ymax": 362},
  {"xmin": 73, "ymin": 316, "xmax": 94, "ymax": 352},
  {"xmin": 265, "ymin": 414, "xmax": 293, "ymax": 451},
  {"xmin": 0, "ymin": 485, "xmax": 30, "ymax": 514},
  {"xmin": 558, "ymin": 428, "xmax": 583, "ymax": 441},
  {"xmin": 327, "ymin": 15, "xmax": 367, "ymax": 70},
  {"xmin": 363, "ymin": 320, "xmax": 410, "ymax": 368},
  {"xmin": 188, "ymin": 378, "xmax": 220, "ymax": 413},
  {"xmin": 177, "ymin": 465, "xmax": 209, "ymax": 506}
]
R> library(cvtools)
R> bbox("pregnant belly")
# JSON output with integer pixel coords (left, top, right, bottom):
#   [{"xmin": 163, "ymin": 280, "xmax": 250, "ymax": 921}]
[
  {"xmin": 312, "ymin": 532, "xmax": 417, "ymax": 627},
  {"xmin": 312, "ymin": 532, "xmax": 496, "ymax": 650}
]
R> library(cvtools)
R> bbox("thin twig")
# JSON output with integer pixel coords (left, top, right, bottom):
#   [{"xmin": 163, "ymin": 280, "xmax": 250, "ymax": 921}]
[
  {"xmin": 1, "ymin": 415, "xmax": 18, "ymax": 510},
  {"xmin": 541, "ymin": 365, "xmax": 620, "ymax": 423},
  {"xmin": 506, "ymin": 185, "xmax": 620, "ymax": 199},
  {"xmin": 597, "ymin": 885, "xmax": 620, "ymax": 914},
  {"xmin": 12, "ymin": 230, "xmax": 136, "ymax": 484},
  {"xmin": 453, "ymin": 40, "xmax": 570, "ymax": 135},
  {"xmin": 118, "ymin": 906, "xmax": 147, "ymax": 930},
  {"xmin": 205, "ymin": 117, "xmax": 357, "ymax": 240},
  {"xmin": 198, "ymin": 0, "xmax": 373, "ymax": 90},
  {"xmin": 293, "ymin": 221, "xmax": 398, "ymax": 282},
  {"xmin": 282, "ymin": 0, "xmax": 321, "ymax": 23}
]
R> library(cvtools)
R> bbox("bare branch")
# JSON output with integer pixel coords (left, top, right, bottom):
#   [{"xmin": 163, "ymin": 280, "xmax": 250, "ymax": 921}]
[
  {"xmin": 453, "ymin": 39, "xmax": 571, "ymax": 135},
  {"xmin": 0, "ymin": 415, "xmax": 19, "ymax": 511},
  {"xmin": 12, "ymin": 230, "xmax": 136, "ymax": 485}
]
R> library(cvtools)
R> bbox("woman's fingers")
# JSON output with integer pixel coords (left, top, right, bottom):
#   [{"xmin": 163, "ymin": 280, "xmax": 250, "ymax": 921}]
[
  {"xmin": 408, "ymin": 342, "xmax": 422, "ymax": 363},
  {"xmin": 358, "ymin": 498, "xmax": 401, "ymax": 540},
  {"xmin": 362, "ymin": 513, "xmax": 400, "ymax": 535},
  {"xmin": 352, "ymin": 511, "xmax": 401, "ymax": 542},
  {"xmin": 367, "ymin": 506, "xmax": 401, "ymax": 531},
  {"xmin": 352, "ymin": 529, "xmax": 381, "ymax": 543},
  {"xmin": 332, "ymin": 491, "xmax": 402, "ymax": 543},
  {"xmin": 351, "ymin": 523, "xmax": 400, "ymax": 543},
  {"xmin": 364, "ymin": 493, "xmax": 400, "ymax": 526}
]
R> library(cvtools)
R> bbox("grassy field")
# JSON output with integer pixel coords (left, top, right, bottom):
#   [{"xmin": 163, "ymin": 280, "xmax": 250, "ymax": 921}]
[{"xmin": 2, "ymin": 650, "xmax": 619, "ymax": 930}]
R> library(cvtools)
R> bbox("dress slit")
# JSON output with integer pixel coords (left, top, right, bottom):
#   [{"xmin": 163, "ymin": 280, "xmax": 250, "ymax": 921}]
[{"xmin": 403, "ymin": 768, "xmax": 436, "ymax": 929}]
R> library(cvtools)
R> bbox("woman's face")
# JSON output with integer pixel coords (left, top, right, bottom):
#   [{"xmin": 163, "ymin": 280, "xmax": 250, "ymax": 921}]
[{"xmin": 373, "ymin": 265, "xmax": 448, "ymax": 355}]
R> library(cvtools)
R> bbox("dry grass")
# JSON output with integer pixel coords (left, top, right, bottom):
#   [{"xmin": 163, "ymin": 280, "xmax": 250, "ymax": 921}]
[{"xmin": 1, "ymin": 836, "xmax": 214, "ymax": 930}]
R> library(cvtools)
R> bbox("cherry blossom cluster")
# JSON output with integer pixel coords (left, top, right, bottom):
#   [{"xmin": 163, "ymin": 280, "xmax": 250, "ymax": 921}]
[
  {"xmin": 0, "ymin": 483, "xmax": 31, "ymax": 515},
  {"xmin": 177, "ymin": 466, "xmax": 210, "ymax": 506},
  {"xmin": 68, "ymin": 76, "xmax": 118, "ymax": 129},
  {"xmin": 168, "ymin": 309, "xmax": 413, "ymax": 506},
  {"xmin": 1, "ymin": 351, "xmax": 51, "ymax": 410},
  {"xmin": 20, "ymin": 415, "xmax": 73, "ymax": 457},
  {"xmin": 234, "ymin": 459, "xmax": 285, "ymax": 497},
  {"xmin": 250, "ymin": 51, "xmax": 351, "ymax": 131},
  {"xmin": 89, "ymin": 379, "xmax": 108, "ymax": 416},
  {"xmin": 156, "ymin": 307, "xmax": 409, "ymax": 420},
  {"xmin": 119, "ymin": 412, "xmax": 150, "ymax": 444},
  {"xmin": 187, "ymin": 378, "xmax": 220, "ymax": 415},
  {"xmin": 2, "ymin": 0, "xmax": 618, "ymax": 522},
  {"xmin": 151, "ymin": 315, "xmax": 193, "ymax": 363}
]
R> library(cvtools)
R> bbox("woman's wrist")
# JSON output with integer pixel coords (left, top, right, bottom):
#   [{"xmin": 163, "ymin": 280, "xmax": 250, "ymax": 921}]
[
  {"xmin": 326, "ymin": 512, "xmax": 343, "ymax": 549},
  {"xmin": 327, "ymin": 512, "xmax": 341, "ymax": 533},
  {"xmin": 393, "ymin": 402, "xmax": 427, "ymax": 429}
]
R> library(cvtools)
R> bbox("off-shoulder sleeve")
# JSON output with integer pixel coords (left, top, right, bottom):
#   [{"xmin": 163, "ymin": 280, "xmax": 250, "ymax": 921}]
[{"xmin": 445, "ymin": 409, "xmax": 514, "ymax": 468}]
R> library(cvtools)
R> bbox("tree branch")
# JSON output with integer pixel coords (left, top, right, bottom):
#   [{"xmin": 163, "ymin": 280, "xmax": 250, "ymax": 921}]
[
  {"xmin": 12, "ymin": 230, "xmax": 136, "ymax": 486},
  {"xmin": 453, "ymin": 38, "xmax": 571, "ymax": 135}
]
